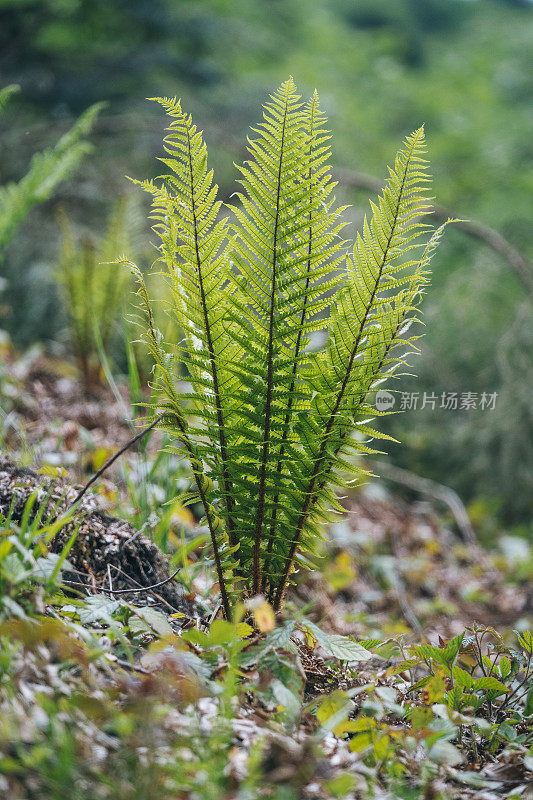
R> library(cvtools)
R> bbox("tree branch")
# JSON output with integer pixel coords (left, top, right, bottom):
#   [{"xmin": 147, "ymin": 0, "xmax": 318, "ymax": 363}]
[
  {"xmin": 371, "ymin": 458, "xmax": 478, "ymax": 547},
  {"xmin": 336, "ymin": 167, "xmax": 533, "ymax": 301}
]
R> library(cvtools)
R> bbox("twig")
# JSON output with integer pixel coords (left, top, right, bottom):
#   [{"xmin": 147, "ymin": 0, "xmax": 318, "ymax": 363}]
[
  {"xmin": 70, "ymin": 412, "xmax": 165, "ymax": 506},
  {"xmin": 107, "ymin": 563, "xmax": 181, "ymax": 614},
  {"xmin": 208, "ymin": 603, "xmax": 222, "ymax": 625},
  {"xmin": 64, "ymin": 567, "xmax": 181, "ymax": 595},
  {"xmin": 336, "ymin": 167, "xmax": 533, "ymax": 301},
  {"xmin": 114, "ymin": 658, "xmax": 151, "ymax": 675},
  {"xmin": 101, "ymin": 566, "xmax": 181, "ymax": 595}
]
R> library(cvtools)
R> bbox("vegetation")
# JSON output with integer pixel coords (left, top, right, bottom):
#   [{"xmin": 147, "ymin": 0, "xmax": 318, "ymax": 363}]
[
  {"xmin": 0, "ymin": 486, "xmax": 531, "ymax": 799},
  {"xmin": 0, "ymin": 4, "xmax": 532, "ymax": 797},
  {"xmin": 55, "ymin": 195, "xmax": 142, "ymax": 385},
  {"xmin": 0, "ymin": 86, "xmax": 100, "ymax": 257},
  {"xmin": 1, "ymin": 0, "xmax": 531, "ymax": 528},
  {"xmin": 128, "ymin": 80, "xmax": 448, "ymax": 617}
]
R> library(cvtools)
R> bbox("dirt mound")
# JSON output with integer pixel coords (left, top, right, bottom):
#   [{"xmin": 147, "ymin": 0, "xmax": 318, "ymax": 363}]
[{"xmin": 0, "ymin": 459, "xmax": 191, "ymax": 613}]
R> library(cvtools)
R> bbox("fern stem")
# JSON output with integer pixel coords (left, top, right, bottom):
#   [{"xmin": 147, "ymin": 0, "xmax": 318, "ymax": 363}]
[
  {"xmin": 251, "ymin": 94, "xmax": 289, "ymax": 596},
  {"xmin": 185, "ymin": 128, "xmax": 237, "ymax": 553},
  {"xmin": 273, "ymin": 325, "xmax": 402, "ymax": 610},
  {"xmin": 71, "ymin": 412, "xmax": 165, "ymax": 506},
  {"xmin": 180, "ymin": 418, "xmax": 232, "ymax": 620},
  {"xmin": 195, "ymin": 497, "xmax": 231, "ymax": 620},
  {"xmin": 133, "ymin": 266, "xmax": 232, "ymax": 619},
  {"xmin": 273, "ymin": 138, "xmax": 417, "ymax": 610},
  {"xmin": 262, "ymin": 100, "xmax": 317, "ymax": 596}
]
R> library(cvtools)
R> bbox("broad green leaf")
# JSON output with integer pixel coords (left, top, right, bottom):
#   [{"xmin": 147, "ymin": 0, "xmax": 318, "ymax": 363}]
[
  {"xmin": 425, "ymin": 672, "xmax": 447, "ymax": 703},
  {"xmin": 324, "ymin": 773, "xmax": 357, "ymax": 798},
  {"xmin": 443, "ymin": 632, "xmax": 464, "ymax": 666},
  {"xmin": 321, "ymin": 634, "xmax": 372, "ymax": 663},
  {"xmin": 78, "ymin": 595, "xmax": 120, "ymax": 625},
  {"xmin": 498, "ymin": 655, "xmax": 511, "ymax": 680},
  {"xmin": 473, "ymin": 676, "xmax": 509, "ymax": 695},
  {"xmin": 428, "ymin": 740, "xmax": 464, "ymax": 766},
  {"xmin": 452, "ymin": 665, "xmax": 474, "ymax": 690},
  {"xmin": 517, "ymin": 630, "xmax": 533, "ymax": 655},
  {"xmin": 271, "ymin": 679, "xmax": 301, "ymax": 726},
  {"xmin": 131, "ymin": 607, "xmax": 174, "ymax": 637},
  {"xmin": 236, "ymin": 622, "xmax": 254, "ymax": 638},
  {"xmin": 410, "ymin": 706, "xmax": 434, "ymax": 731},
  {"xmin": 265, "ymin": 620, "xmax": 296, "ymax": 649},
  {"xmin": 33, "ymin": 553, "xmax": 73, "ymax": 581},
  {"xmin": 316, "ymin": 690, "xmax": 352, "ymax": 730}
]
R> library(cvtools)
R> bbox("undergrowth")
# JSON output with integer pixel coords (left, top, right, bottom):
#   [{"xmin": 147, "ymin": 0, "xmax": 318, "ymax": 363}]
[
  {"xmin": 55, "ymin": 195, "xmax": 143, "ymax": 386},
  {"xmin": 1, "ymin": 79, "xmax": 530, "ymax": 800},
  {"xmin": 0, "ymin": 85, "xmax": 101, "ymax": 257},
  {"xmin": 0, "ymin": 496, "xmax": 531, "ymax": 799}
]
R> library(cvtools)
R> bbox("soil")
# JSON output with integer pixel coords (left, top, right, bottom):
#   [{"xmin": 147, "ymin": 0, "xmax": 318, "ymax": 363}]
[{"xmin": 0, "ymin": 459, "xmax": 192, "ymax": 614}]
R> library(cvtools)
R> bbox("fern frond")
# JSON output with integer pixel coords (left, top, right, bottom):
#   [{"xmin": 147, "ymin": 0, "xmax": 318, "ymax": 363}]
[
  {"xmin": 0, "ymin": 84, "xmax": 19, "ymax": 114},
  {"xmin": 0, "ymin": 102, "xmax": 103, "ymax": 253},
  {"xmin": 260, "ymin": 90, "xmax": 349, "ymax": 594},
  {"xmin": 226, "ymin": 80, "xmax": 350, "ymax": 594},
  {"xmin": 127, "ymin": 260, "xmax": 234, "ymax": 618},
  {"xmin": 227, "ymin": 77, "xmax": 306, "ymax": 593},
  {"xmin": 272, "ymin": 127, "xmax": 437, "ymax": 608},
  {"xmin": 133, "ymin": 97, "xmax": 239, "ymax": 553},
  {"xmin": 56, "ymin": 194, "xmax": 140, "ymax": 382},
  {"xmin": 130, "ymin": 81, "xmax": 448, "ymax": 617}
]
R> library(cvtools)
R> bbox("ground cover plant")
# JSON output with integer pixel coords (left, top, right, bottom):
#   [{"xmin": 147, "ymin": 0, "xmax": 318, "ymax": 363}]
[
  {"xmin": 0, "ymin": 468, "xmax": 531, "ymax": 799},
  {"xmin": 55, "ymin": 195, "xmax": 143, "ymax": 387},
  {"xmin": 3, "ymin": 0, "xmax": 532, "ymax": 528},
  {"xmin": 129, "ymin": 78, "xmax": 450, "ymax": 618}
]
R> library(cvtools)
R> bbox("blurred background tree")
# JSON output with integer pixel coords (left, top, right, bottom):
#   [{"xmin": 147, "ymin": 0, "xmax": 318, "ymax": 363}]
[{"xmin": 0, "ymin": 0, "xmax": 531, "ymax": 531}]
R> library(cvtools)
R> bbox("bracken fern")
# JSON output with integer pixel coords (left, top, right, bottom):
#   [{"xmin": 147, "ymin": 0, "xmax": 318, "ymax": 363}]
[{"xmin": 127, "ymin": 78, "xmax": 450, "ymax": 618}]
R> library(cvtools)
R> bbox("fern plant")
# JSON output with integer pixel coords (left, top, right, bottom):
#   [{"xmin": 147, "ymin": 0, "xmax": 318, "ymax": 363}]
[
  {"xmin": 56, "ymin": 194, "xmax": 143, "ymax": 385},
  {"xmin": 128, "ymin": 78, "xmax": 449, "ymax": 618},
  {"xmin": 0, "ymin": 85, "xmax": 102, "ymax": 255}
]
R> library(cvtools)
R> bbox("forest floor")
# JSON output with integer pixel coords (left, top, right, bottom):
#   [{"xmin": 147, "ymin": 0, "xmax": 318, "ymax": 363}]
[{"xmin": 0, "ymin": 347, "xmax": 531, "ymax": 800}]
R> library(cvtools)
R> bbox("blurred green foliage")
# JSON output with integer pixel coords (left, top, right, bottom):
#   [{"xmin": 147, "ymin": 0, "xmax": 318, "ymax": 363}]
[
  {"xmin": 0, "ymin": 86, "xmax": 100, "ymax": 255},
  {"xmin": 55, "ymin": 194, "xmax": 142, "ymax": 384},
  {"xmin": 0, "ymin": 0, "xmax": 532, "ymax": 527}
]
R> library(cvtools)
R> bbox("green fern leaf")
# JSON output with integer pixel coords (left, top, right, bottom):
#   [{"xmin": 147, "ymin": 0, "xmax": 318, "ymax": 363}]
[{"xmin": 272, "ymin": 128, "xmax": 443, "ymax": 609}]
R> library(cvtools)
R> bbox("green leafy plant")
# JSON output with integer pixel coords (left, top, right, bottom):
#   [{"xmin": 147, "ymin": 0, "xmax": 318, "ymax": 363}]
[
  {"xmin": 56, "ymin": 194, "xmax": 143, "ymax": 385},
  {"xmin": 129, "ymin": 78, "xmax": 449, "ymax": 618},
  {"xmin": 0, "ymin": 492, "xmax": 77, "ymax": 620},
  {"xmin": 0, "ymin": 85, "xmax": 102, "ymax": 256},
  {"xmin": 309, "ymin": 626, "xmax": 532, "ymax": 796},
  {"xmin": 406, "ymin": 625, "xmax": 533, "ymax": 758}
]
